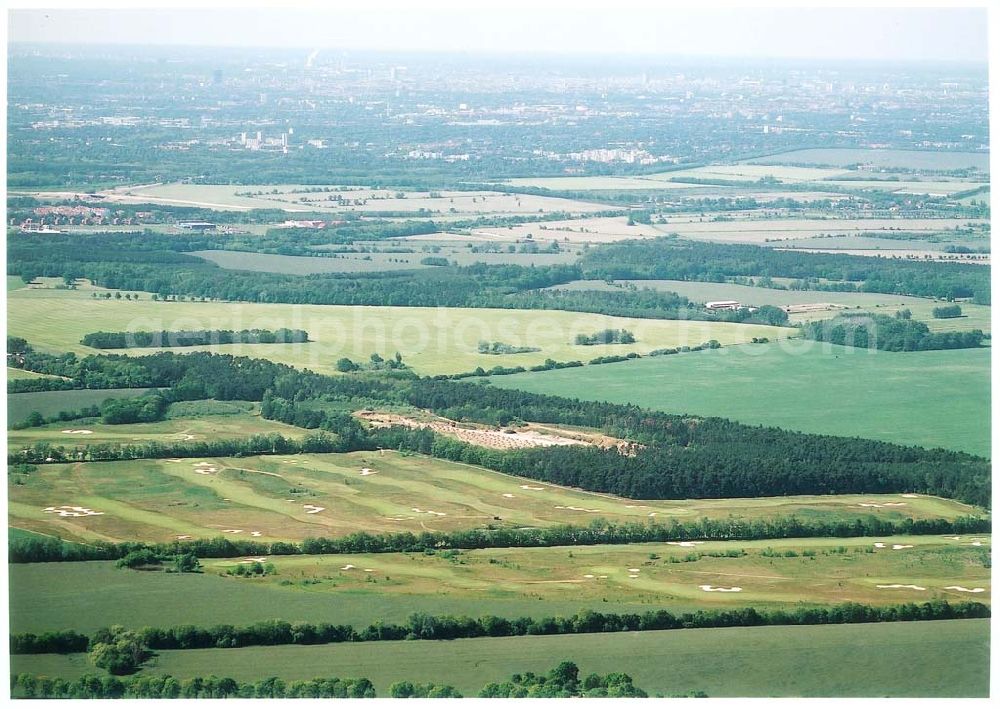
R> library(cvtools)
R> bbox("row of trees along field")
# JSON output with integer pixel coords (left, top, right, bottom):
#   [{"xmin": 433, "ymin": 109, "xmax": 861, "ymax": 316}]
[
  {"xmin": 11, "ymin": 601, "xmax": 989, "ymax": 656},
  {"xmin": 8, "ymin": 515, "xmax": 991, "ymax": 564},
  {"xmin": 10, "ymin": 664, "xmax": 654, "ymax": 699},
  {"xmin": 6, "ymin": 346, "xmax": 991, "ymax": 506},
  {"xmin": 801, "ymin": 313, "xmax": 985, "ymax": 351},
  {"xmin": 81, "ymin": 329, "xmax": 309, "ymax": 349}
]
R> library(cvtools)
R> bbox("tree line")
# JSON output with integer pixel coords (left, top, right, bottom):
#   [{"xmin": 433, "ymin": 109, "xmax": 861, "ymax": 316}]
[
  {"xmin": 801, "ymin": 313, "xmax": 984, "ymax": 351},
  {"xmin": 81, "ymin": 329, "xmax": 309, "ymax": 349},
  {"xmin": 11, "ymin": 601, "xmax": 989, "ymax": 656},
  {"xmin": 8, "ymin": 515, "xmax": 991, "ymax": 564},
  {"xmin": 10, "ymin": 673, "xmax": 376, "ymax": 699}
]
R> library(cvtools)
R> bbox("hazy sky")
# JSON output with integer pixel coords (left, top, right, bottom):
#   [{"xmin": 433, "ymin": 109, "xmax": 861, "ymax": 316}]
[{"xmin": 7, "ymin": 4, "xmax": 990, "ymax": 63}]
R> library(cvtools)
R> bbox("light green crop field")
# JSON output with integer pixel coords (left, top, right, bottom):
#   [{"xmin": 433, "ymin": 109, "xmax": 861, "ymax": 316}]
[
  {"xmin": 7, "ymin": 388, "xmax": 159, "ymax": 425},
  {"xmin": 745, "ymin": 148, "xmax": 990, "ymax": 172},
  {"xmin": 95, "ymin": 183, "xmax": 611, "ymax": 216},
  {"xmin": 8, "ymin": 407, "xmax": 307, "ymax": 448},
  {"xmin": 8, "ymin": 535, "xmax": 989, "ymax": 636},
  {"xmin": 11, "ymin": 619, "xmax": 989, "ymax": 697},
  {"xmin": 500, "ymin": 176, "xmax": 701, "ymax": 190},
  {"xmin": 546, "ymin": 280, "xmax": 992, "ymax": 331},
  {"xmin": 11, "ymin": 450, "xmax": 978, "ymax": 544},
  {"xmin": 6, "ymin": 367, "xmax": 69, "ymax": 382},
  {"xmin": 190, "ymin": 250, "xmax": 435, "ymax": 274},
  {"xmin": 490, "ymin": 342, "xmax": 991, "ymax": 456},
  {"xmin": 194, "ymin": 247, "xmax": 581, "ymax": 274},
  {"xmin": 647, "ymin": 165, "xmax": 851, "ymax": 183},
  {"xmin": 653, "ymin": 217, "xmax": 986, "ymax": 244},
  {"xmin": 6, "ymin": 286, "xmax": 792, "ymax": 376},
  {"xmin": 819, "ymin": 180, "xmax": 988, "ymax": 196}
]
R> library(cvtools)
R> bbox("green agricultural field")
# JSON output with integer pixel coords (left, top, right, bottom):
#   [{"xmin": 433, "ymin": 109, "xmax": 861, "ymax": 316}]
[
  {"xmin": 7, "ymin": 388, "xmax": 159, "ymax": 426},
  {"xmin": 9, "ymin": 535, "xmax": 989, "ymax": 635},
  {"xmin": 653, "ymin": 217, "xmax": 986, "ymax": 244},
  {"xmin": 647, "ymin": 164, "xmax": 851, "ymax": 183},
  {"xmin": 8, "ymin": 449, "xmax": 981, "ymax": 544},
  {"xmin": 95, "ymin": 183, "xmax": 611, "ymax": 216},
  {"xmin": 190, "ymin": 250, "xmax": 435, "ymax": 275},
  {"xmin": 6, "ymin": 286, "xmax": 792, "ymax": 376},
  {"xmin": 490, "ymin": 342, "xmax": 991, "ymax": 456},
  {"xmin": 546, "ymin": 280, "xmax": 992, "ymax": 331},
  {"xmin": 11, "ymin": 619, "xmax": 988, "ymax": 697},
  {"xmin": 8, "ymin": 406, "xmax": 308, "ymax": 449},
  {"xmin": 745, "ymin": 148, "xmax": 990, "ymax": 172}
]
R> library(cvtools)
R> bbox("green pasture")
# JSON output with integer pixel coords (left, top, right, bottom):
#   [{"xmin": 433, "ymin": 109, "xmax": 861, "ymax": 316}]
[
  {"xmin": 490, "ymin": 342, "xmax": 991, "ymax": 456},
  {"xmin": 10, "ymin": 619, "xmax": 989, "ymax": 697},
  {"xmin": 6, "ymin": 286, "xmax": 792, "ymax": 376}
]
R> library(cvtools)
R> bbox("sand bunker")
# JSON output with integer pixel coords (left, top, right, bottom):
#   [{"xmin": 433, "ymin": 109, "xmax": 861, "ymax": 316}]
[
  {"xmin": 901, "ymin": 494, "xmax": 920, "ymax": 498},
  {"xmin": 628, "ymin": 568, "xmax": 641, "ymax": 572},
  {"xmin": 303, "ymin": 505, "xmax": 325, "ymax": 514},
  {"xmin": 858, "ymin": 503, "xmax": 883, "ymax": 508},
  {"xmin": 44, "ymin": 505, "xmax": 104, "ymax": 518},
  {"xmin": 625, "ymin": 505, "xmax": 650, "ymax": 509},
  {"xmin": 700, "ymin": 585, "xmax": 742, "ymax": 593},
  {"xmin": 222, "ymin": 529, "xmax": 243, "ymax": 534},
  {"xmin": 243, "ymin": 557, "xmax": 267, "ymax": 563},
  {"xmin": 193, "ymin": 462, "xmax": 218, "ymax": 475},
  {"xmin": 502, "ymin": 494, "xmax": 515, "ymax": 498},
  {"xmin": 873, "ymin": 543, "xmax": 886, "ymax": 549},
  {"xmin": 176, "ymin": 535, "xmax": 192, "ymax": 540},
  {"xmin": 520, "ymin": 485, "xmax": 545, "ymax": 491},
  {"xmin": 583, "ymin": 574, "xmax": 595, "ymax": 578},
  {"xmin": 61, "ymin": 429, "xmax": 93, "ymax": 435},
  {"xmin": 340, "ymin": 564, "xmax": 356, "ymax": 570},
  {"xmin": 891, "ymin": 544, "xmax": 913, "ymax": 550},
  {"xmin": 882, "ymin": 502, "xmax": 907, "ymax": 507},
  {"xmin": 167, "ymin": 458, "xmax": 184, "ymax": 463},
  {"xmin": 944, "ymin": 586, "xmax": 986, "ymax": 593},
  {"xmin": 648, "ymin": 512, "xmax": 657, "ymax": 517},
  {"xmin": 667, "ymin": 541, "xmax": 703, "ymax": 548},
  {"xmin": 363, "ymin": 568, "xmax": 375, "ymax": 572},
  {"xmin": 359, "ymin": 468, "xmax": 377, "ymax": 476},
  {"xmin": 628, "ymin": 574, "xmax": 639, "ymax": 578},
  {"xmin": 969, "ymin": 541, "xmax": 984, "ymax": 547},
  {"xmin": 945, "ymin": 536, "xmax": 962, "ymax": 540},
  {"xmin": 876, "ymin": 584, "xmax": 926, "ymax": 591},
  {"xmin": 250, "ymin": 531, "xmax": 262, "ymax": 537}
]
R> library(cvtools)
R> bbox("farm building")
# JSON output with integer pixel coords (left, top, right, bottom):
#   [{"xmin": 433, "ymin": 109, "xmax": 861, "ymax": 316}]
[{"xmin": 705, "ymin": 300, "xmax": 742, "ymax": 310}]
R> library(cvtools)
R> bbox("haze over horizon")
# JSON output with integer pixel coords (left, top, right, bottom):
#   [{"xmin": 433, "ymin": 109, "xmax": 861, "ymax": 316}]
[{"xmin": 8, "ymin": 6, "xmax": 989, "ymax": 64}]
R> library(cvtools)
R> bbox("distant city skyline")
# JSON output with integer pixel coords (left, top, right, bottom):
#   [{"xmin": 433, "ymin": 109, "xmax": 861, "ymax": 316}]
[{"xmin": 7, "ymin": 5, "xmax": 990, "ymax": 64}]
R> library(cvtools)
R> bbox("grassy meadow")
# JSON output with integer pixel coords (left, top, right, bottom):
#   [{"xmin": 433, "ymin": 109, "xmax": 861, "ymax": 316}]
[
  {"xmin": 11, "ymin": 448, "xmax": 980, "ymax": 543},
  {"xmin": 6, "ymin": 286, "xmax": 792, "ymax": 375},
  {"xmin": 10, "ymin": 619, "xmax": 989, "ymax": 697},
  {"xmin": 490, "ymin": 342, "xmax": 991, "ymax": 456}
]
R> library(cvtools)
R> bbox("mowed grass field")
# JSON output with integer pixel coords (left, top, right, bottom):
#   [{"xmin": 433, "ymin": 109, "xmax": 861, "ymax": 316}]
[
  {"xmin": 546, "ymin": 279, "xmax": 992, "ymax": 331},
  {"xmin": 6, "ymin": 287, "xmax": 792, "ymax": 376},
  {"xmin": 490, "ymin": 342, "xmax": 991, "ymax": 456},
  {"xmin": 8, "ymin": 407, "xmax": 308, "ymax": 448},
  {"xmin": 11, "ymin": 450, "xmax": 978, "ymax": 544},
  {"xmin": 10, "ymin": 619, "xmax": 989, "ymax": 697},
  {"xmin": 9, "ymin": 535, "xmax": 989, "ymax": 635},
  {"xmin": 745, "ymin": 148, "xmax": 990, "ymax": 172}
]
